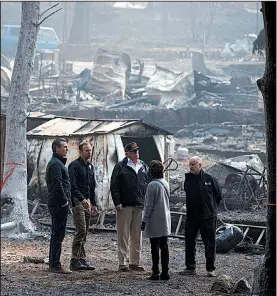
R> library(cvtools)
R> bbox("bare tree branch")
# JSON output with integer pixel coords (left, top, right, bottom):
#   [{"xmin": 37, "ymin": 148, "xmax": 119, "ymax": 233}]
[
  {"xmin": 37, "ymin": 8, "xmax": 62, "ymax": 26},
  {"xmin": 39, "ymin": 3, "xmax": 59, "ymax": 18}
]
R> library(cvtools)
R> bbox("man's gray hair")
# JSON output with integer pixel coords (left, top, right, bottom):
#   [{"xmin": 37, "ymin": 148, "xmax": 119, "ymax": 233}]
[
  {"xmin": 189, "ymin": 156, "xmax": 203, "ymax": 164},
  {"xmin": 52, "ymin": 138, "xmax": 68, "ymax": 153}
]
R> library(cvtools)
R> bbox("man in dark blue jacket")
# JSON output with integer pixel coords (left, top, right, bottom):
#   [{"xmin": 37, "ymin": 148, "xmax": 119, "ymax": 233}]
[
  {"xmin": 179, "ymin": 156, "xmax": 222, "ymax": 277},
  {"xmin": 68, "ymin": 141, "xmax": 98, "ymax": 271},
  {"xmin": 110, "ymin": 142, "xmax": 150, "ymax": 272},
  {"xmin": 45, "ymin": 138, "xmax": 71, "ymax": 274}
]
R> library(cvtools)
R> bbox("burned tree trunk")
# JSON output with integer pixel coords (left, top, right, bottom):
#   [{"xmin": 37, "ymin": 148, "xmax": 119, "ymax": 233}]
[
  {"xmin": 253, "ymin": 2, "xmax": 276, "ymax": 296},
  {"xmin": 1, "ymin": 2, "xmax": 40, "ymax": 233},
  {"xmin": 68, "ymin": 2, "xmax": 89, "ymax": 44}
]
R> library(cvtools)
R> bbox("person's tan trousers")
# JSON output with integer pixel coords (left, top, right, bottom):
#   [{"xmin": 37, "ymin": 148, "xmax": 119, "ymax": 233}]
[
  {"xmin": 71, "ymin": 199, "xmax": 91, "ymax": 259},
  {"xmin": 116, "ymin": 206, "xmax": 142, "ymax": 266}
]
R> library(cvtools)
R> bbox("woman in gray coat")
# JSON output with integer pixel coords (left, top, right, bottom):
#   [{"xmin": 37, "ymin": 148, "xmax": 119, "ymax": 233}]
[{"xmin": 141, "ymin": 160, "xmax": 171, "ymax": 281}]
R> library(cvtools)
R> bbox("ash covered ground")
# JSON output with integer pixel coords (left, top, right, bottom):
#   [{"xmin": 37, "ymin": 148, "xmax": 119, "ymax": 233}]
[{"xmin": 1, "ymin": 231, "xmax": 260, "ymax": 296}]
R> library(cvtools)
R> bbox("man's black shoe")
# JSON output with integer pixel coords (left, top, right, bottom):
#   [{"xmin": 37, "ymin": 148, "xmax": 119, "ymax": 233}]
[
  {"xmin": 160, "ymin": 273, "xmax": 170, "ymax": 280},
  {"xmin": 147, "ymin": 273, "xmax": 160, "ymax": 280},
  {"xmin": 79, "ymin": 259, "xmax": 95, "ymax": 270},
  {"xmin": 70, "ymin": 258, "xmax": 86, "ymax": 271}
]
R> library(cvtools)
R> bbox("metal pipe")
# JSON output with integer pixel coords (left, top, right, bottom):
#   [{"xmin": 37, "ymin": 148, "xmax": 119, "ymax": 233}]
[{"xmin": 1, "ymin": 221, "xmax": 17, "ymax": 231}]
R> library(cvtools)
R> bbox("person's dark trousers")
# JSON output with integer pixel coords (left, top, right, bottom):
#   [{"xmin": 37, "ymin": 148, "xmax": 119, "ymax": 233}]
[
  {"xmin": 149, "ymin": 236, "xmax": 169, "ymax": 274},
  {"xmin": 48, "ymin": 205, "xmax": 69, "ymax": 268},
  {"xmin": 185, "ymin": 217, "xmax": 217, "ymax": 271}
]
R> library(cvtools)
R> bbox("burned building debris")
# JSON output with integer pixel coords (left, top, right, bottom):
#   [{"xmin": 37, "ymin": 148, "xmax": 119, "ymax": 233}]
[
  {"xmin": 1, "ymin": 44, "xmax": 265, "ymax": 115},
  {"xmin": 1, "ymin": 42, "xmax": 267, "ymax": 231},
  {"xmin": 84, "ymin": 48, "xmax": 131, "ymax": 101}
]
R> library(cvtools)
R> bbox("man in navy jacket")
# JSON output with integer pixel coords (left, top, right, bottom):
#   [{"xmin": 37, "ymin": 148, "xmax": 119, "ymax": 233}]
[{"xmin": 46, "ymin": 138, "xmax": 71, "ymax": 274}]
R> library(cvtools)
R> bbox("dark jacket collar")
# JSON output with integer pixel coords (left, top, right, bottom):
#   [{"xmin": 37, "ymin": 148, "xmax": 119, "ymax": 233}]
[
  {"xmin": 122, "ymin": 157, "xmax": 129, "ymax": 165},
  {"xmin": 186, "ymin": 169, "xmax": 204, "ymax": 178},
  {"xmin": 78, "ymin": 156, "xmax": 90, "ymax": 166},
  {"xmin": 53, "ymin": 153, "xmax": 67, "ymax": 165}
]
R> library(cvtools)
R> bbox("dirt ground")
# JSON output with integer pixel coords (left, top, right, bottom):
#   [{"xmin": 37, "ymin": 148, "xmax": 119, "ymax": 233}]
[{"xmin": 1, "ymin": 230, "xmax": 260, "ymax": 296}]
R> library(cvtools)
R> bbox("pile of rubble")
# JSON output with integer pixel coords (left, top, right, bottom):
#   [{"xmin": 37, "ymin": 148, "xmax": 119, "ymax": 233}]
[
  {"xmin": 175, "ymin": 123, "xmax": 266, "ymax": 158},
  {"xmin": 1, "ymin": 48, "xmax": 264, "ymax": 115}
]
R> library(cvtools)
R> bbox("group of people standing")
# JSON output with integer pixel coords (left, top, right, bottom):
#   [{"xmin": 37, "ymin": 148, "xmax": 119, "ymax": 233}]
[
  {"xmin": 46, "ymin": 139, "xmax": 97, "ymax": 273},
  {"xmin": 45, "ymin": 139, "xmax": 222, "ymax": 280}
]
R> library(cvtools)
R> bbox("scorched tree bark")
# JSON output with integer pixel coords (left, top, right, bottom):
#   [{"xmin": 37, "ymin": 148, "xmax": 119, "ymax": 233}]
[
  {"xmin": 1, "ymin": 2, "xmax": 41, "ymax": 233},
  {"xmin": 253, "ymin": 2, "xmax": 276, "ymax": 296}
]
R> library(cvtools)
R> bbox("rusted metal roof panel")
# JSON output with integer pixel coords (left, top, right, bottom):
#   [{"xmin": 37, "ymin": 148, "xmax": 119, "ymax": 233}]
[
  {"xmin": 27, "ymin": 118, "xmax": 89, "ymax": 136},
  {"xmin": 66, "ymin": 120, "xmax": 136, "ymax": 135},
  {"xmin": 92, "ymin": 121, "xmax": 136, "ymax": 133},
  {"xmin": 27, "ymin": 119, "xmax": 139, "ymax": 136},
  {"xmin": 27, "ymin": 117, "xmax": 172, "ymax": 137},
  {"xmin": 73, "ymin": 120, "xmax": 103, "ymax": 135}
]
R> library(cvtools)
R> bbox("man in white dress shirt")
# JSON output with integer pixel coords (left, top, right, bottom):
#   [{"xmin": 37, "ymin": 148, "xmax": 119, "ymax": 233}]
[{"xmin": 110, "ymin": 142, "xmax": 150, "ymax": 272}]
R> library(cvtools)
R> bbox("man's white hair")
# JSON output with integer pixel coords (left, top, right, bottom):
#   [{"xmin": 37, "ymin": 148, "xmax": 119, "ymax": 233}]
[{"xmin": 189, "ymin": 156, "xmax": 203, "ymax": 164}]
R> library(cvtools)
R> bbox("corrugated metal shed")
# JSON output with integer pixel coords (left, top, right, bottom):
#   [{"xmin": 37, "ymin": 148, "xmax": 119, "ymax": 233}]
[
  {"xmin": 1, "ymin": 113, "xmax": 172, "ymax": 185},
  {"xmin": 27, "ymin": 118, "xmax": 172, "ymax": 137}
]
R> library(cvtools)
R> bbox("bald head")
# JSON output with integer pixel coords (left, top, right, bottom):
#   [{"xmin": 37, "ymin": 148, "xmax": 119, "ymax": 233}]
[
  {"xmin": 189, "ymin": 156, "xmax": 202, "ymax": 175},
  {"xmin": 189, "ymin": 156, "xmax": 202, "ymax": 164}
]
